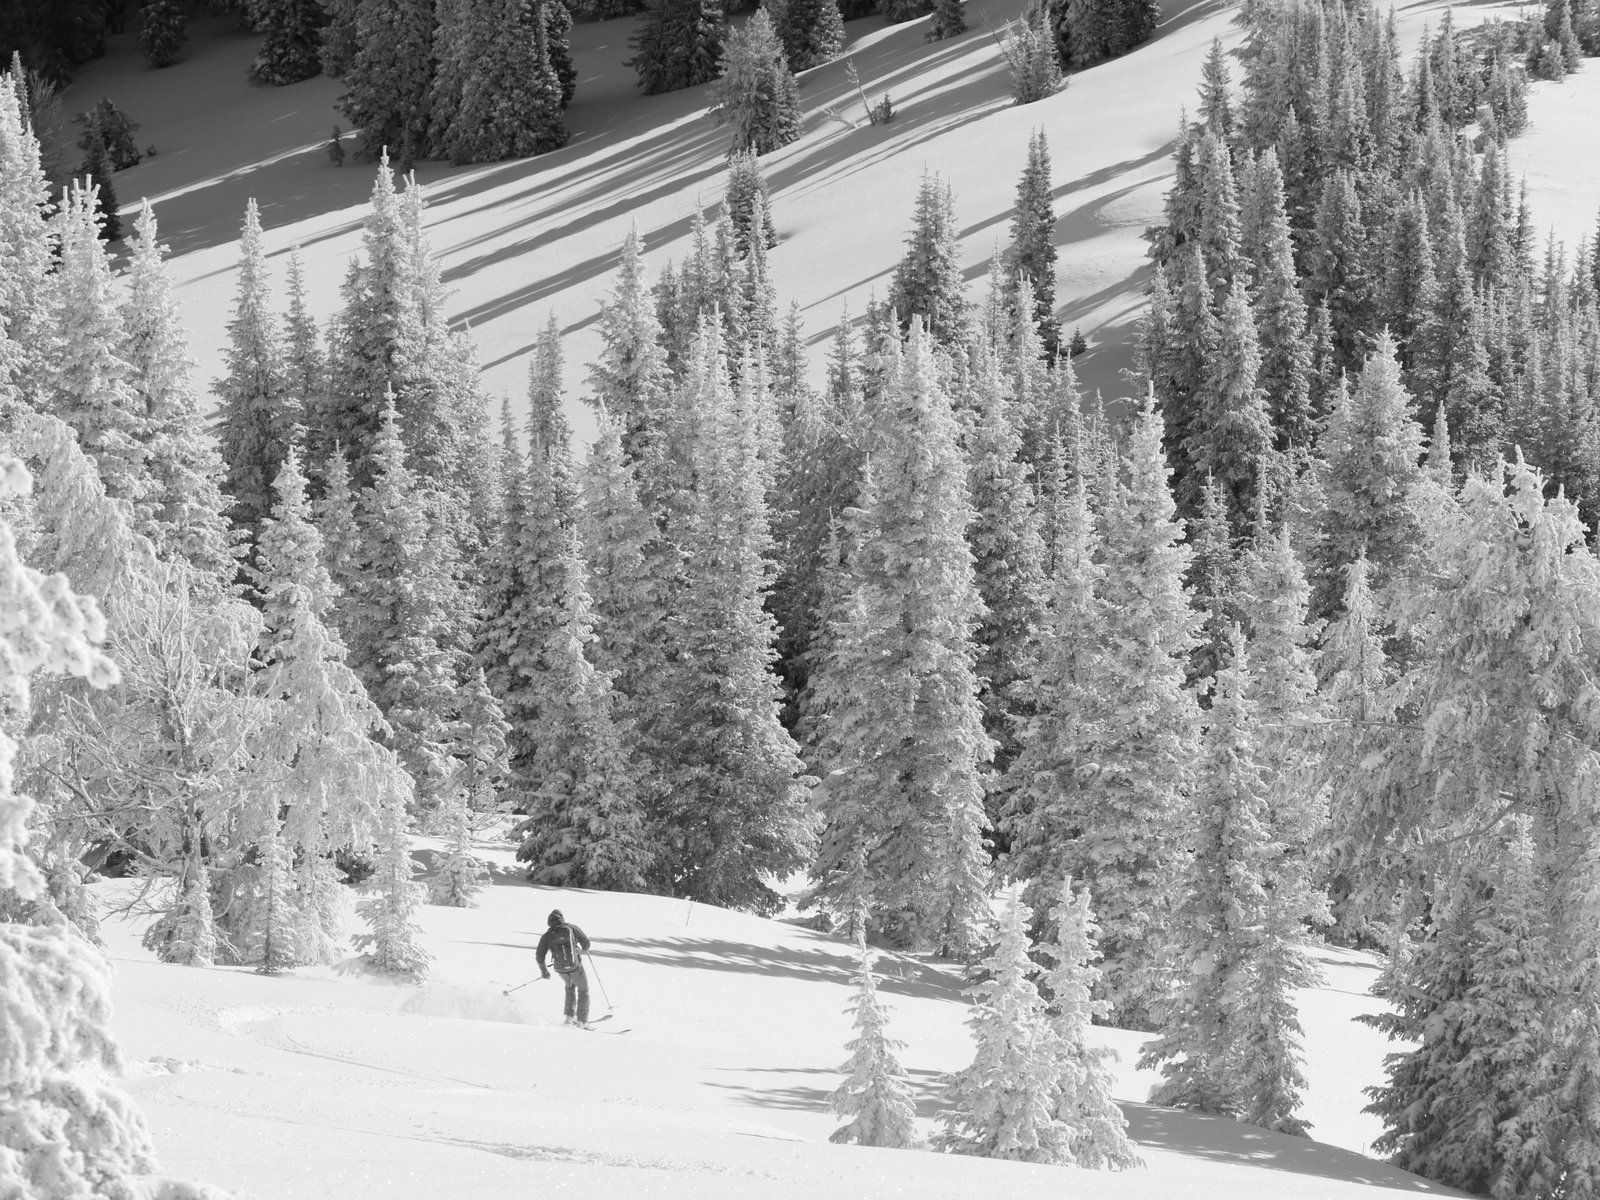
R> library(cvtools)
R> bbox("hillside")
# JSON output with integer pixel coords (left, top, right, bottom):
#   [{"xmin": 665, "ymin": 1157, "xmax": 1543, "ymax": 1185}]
[
  {"xmin": 66, "ymin": 0, "xmax": 1599, "ymax": 444},
  {"xmin": 102, "ymin": 830, "xmax": 1461, "ymax": 1199}
]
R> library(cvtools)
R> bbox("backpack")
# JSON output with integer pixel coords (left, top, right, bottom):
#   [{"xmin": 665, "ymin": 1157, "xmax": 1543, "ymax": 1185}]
[{"xmin": 550, "ymin": 925, "xmax": 579, "ymax": 973}]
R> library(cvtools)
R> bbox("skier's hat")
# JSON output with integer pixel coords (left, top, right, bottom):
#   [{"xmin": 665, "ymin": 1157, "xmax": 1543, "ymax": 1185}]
[{"xmin": 548, "ymin": 909, "xmax": 564, "ymax": 927}]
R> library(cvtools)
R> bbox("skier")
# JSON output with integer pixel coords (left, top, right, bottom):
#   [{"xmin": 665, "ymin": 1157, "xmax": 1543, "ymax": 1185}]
[{"xmin": 537, "ymin": 909, "xmax": 594, "ymax": 1026}]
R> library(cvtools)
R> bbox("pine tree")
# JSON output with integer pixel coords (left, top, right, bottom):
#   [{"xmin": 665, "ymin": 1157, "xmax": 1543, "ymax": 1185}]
[
  {"xmin": 320, "ymin": 0, "xmax": 362, "ymax": 76},
  {"xmin": 653, "ymin": 330, "xmax": 815, "ymax": 913},
  {"xmin": 356, "ymin": 398, "xmax": 465, "ymax": 817},
  {"xmin": 281, "ymin": 245, "xmax": 325, "ymax": 413},
  {"xmin": 774, "ymin": 0, "xmax": 843, "ymax": 69},
  {"xmin": 250, "ymin": 447, "xmax": 407, "ymax": 950},
  {"xmin": 1033, "ymin": 394, "xmax": 1198, "ymax": 1026},
  {"xmin": 1003, "ymin": 466, "xmax": 1104, "ymax": 892},
  {"xmin": 353, "ymin": 781, "xmax": 430, "ymax": 977},
  {"xmin": 512, "ymin": 439, "xmax": 653, "ymax": 892},
  {"xmin": 588, "ymin": 225, "xmax": 674, "ymax": 484},
  {"xmin": 0, "ymin": 69, "xmax": 54, "ymax": 400},
  {"xmin": 527, "ymin": 312, "xmax": 576, "ymax": 509},
  {"xmin": 454, "ymin": 664, "xmax": 510, "ymax": 816},
  {"xmin": 1141, "ymin": 627, "xmax": 1314, "ymax": 1133},
  {"xmin": 45, "ymin": 181, "xmax": 151, "ymax": 517},
  {"xmin": 806, "ymin": 321, "xmax": 992, "ymax": 955},
  {"xmin": 123, "ymin": 201, "xmax": 237, "ymax": 586},
  {"xmin": 428, "ymin": 784, "xmax": 490, "ymax": 905},
  {"xmin": 1006, "ymin": 127, "xmax": 1059, "ymax": 351},
  {"xmin": 928, "ymin": 0, "xmax": 966, "ymax": 40},
  {"xmin": 828, "ymin": 937, "xmax": 920, "ymax": 1148},
  {"xmin": 252, "ymin": 0, "xmax": 325, "ymax": 83},
  {"xmin": 217, "ymin": 198, "xmax": 296, "ymax": 573},
  {"xmin": 1040, "ymin": 878, "xmax": 1143, "ymax": 1170},
  {"xmin": 576, "ymin": 411, "xmax": 678, "ymax": 793},
  {"xmin": 966, "ymin": 350, "xmax": 1047, "ymax": 773},
  {"xmin": 1188, "ymin": 276, "xmax": 1273, "ymax": 526},
  {"xmin": 724, "ymin": 151, "xmax": 779, "ymax": 254},
  {"xmin": 1312, "ymin": 331, "xmax": 1428, "ymax": 613},
  {"xmin": 1353, "ymin": 459, "xmax": 1600, "ymax": 1194},
  {"xmin": 935, "ymin": 892, "xmax": 1071, "ymax": 1162},
  {"xmin": 887, "ymin": 172, "xmax": 969, "ymax": 351},
  {"xmin": 1309, "ymin": 169, "xmax": 1373, "ymax": 380},
  {"xmin": 1196, "ymin": 37, "xmax": 1233, "ymax": 142},
  {"xmin": 1245, "ymin": 148, "xmax": 1313, "ymax": 450},
  {"xmin": 338, "ymin": 0, "xmax": 435, "ymax": 165},
  {"xmin": 442, "ymin": 0, "xmax": 567, "ymax": 161},
  {"xmin": 1363, "ymin": 825, "xmax": 1563, "ymax": 1198},
  {"xmin": 140, "ymin": 0, "xmax": 188, "ymax": 66},
  {"xmin": 1186, "ymin": 475, "xmax": 1237, "ymax": 685},
  {"xmin": 712, "ymin": 9, "xmax": 802, "ymax": 156},
  {"xmin": 630, "ymin": 0, "xmax": 725, "ymax": 93},
  {"xmin": 79, "ymin": 137, "xmax": 120, "ymax": 241}
]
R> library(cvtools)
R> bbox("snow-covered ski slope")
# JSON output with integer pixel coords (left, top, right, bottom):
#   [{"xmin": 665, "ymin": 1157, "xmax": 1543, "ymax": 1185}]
[
  {"xmin": 102, "ymin": 831, "xmax": 1460, "ymax": 1199},
  {"xmin": 68, "ymin": 0, "xmax": 1599, "ymax": 445}
]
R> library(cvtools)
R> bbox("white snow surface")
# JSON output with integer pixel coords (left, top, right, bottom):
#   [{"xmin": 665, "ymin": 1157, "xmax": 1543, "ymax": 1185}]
[
  {"xmin": 66, "ymin": 0, "xmax": 1599, "ymax": 448},
  {"xmin": 98, "ymin": 831, "xmax": 1465, "ymax": 1199}
]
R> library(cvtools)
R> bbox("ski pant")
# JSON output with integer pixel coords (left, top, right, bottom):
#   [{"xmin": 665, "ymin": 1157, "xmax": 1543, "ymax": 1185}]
[{"xmin": 559, "ymin": 966, "xmax": 589, "ymax": 1023}]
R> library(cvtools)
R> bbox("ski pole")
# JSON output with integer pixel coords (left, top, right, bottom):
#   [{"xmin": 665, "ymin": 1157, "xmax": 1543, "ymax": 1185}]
[
  {"xmin": 586, "ymin": 953, "xmax": 614, "ymax": 1012},
  {"xmin": 502, "ymin": 976, "xmax": 544, "ymax": 996}
]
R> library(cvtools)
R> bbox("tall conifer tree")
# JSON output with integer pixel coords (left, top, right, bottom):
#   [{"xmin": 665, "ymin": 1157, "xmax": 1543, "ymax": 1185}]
[{"xmin": 807, "ymin": 321, "xmax": 992, "ymax": 954}]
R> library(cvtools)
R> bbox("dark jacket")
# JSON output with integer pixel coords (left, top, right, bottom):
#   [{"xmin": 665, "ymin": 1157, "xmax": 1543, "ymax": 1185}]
[{"xmin": 537, "ymin": 923, "xmax": 591, "ymax": 973}]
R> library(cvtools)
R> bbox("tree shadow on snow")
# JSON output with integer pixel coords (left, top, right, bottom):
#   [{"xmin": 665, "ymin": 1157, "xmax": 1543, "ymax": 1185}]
[
  {"xmin": 702, "ymin": 1063, "xmax": 948, "ymax": 1117},
  {"xmin": 1122, "ymin": 1103, "xmax": 1468, "ymax": 1194},
  {"xmin": 594, "ymin": 934, "xmax": 967, "ymax": 1002}
]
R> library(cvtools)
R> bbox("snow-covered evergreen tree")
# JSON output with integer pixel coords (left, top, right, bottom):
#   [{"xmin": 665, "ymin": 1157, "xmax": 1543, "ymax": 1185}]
[
  {"xmin": 249, "ymin": 447, "xmax": 407, "ymax": 962},
  {"xmin": 887, "ymin": 173, "xmax": 969, "ymax": 350},
  {"xmin": 935, "ymin": 892, "xmax": 1071, "ymax": 1162},
  {"xmin": 428, "ymin": 784, "xmax": 490, "ymax": 906},
  {"xmin": 712, "ymin": 9, "xmax": 802, "ymax": 156},
  {"xmin": 806, "ymin": 321, "xmax": 992, "ymax": 955},
  {"xmin": 1312, "ymin": 331, "xmax": 1429, "ymax": 614},
  {"xmin": 1040, "ymin": 877, "xmax": 1142, "ymax": 1169},
  {"xmin": 216, "ymin": 198, "xmax": 295, "ymax": 573},
  {"xmin": 0, "ymin": 67, "xmax": 54, "ymax": 400},
  {"xmin": 588, "ymin": 226, "xmax": 674, "ymax": 486},
  {"xmin": 281, "ymin": 245, "xmax": 325, "ymax": 416},
  {"xmin": 44, "ymin": 181, "xmax": 151, "ymax": 519},
  {"xmin": 512, "ymin": 436, "xmax": 653, "ymax": 892},
  {"xmin": 1052, "ymin": 393, "xmax": 1198, "ymax": 1026},
  {"xmin": 576, "ymin": 409, "xmax": 678, "ymax": 814},
  {"xmin": 828, "ymin": 935, "xmax": 920, "ymax": 1149},
  {"xmin": 966, "ymin": 349, "xmax": 1046, "ymax": 771},
  {"xmin": 122, "ymin": 200, "xmax": 237, "ymax": 586},
  {"xmin": 653, "ymin": 329, "xmax": 815, "ymax": 913},
  {"xmin": 356, "ymin": 397, "xmax": 465, "ymax": 817},
  {"xmin": 1006, "ymin": 127, "xmax": 1059, "ymax": 351},
  {"xmin": 353, "ymin": 779, "xmax": 429, "ymax": 977},
  {"xmin": 1140, "ymin": 626, "xmax": 1315, "ymax": 1135},
  {"xmin": 1003, "ymin": 463, "xmax": 1104, "ymax": 896}
]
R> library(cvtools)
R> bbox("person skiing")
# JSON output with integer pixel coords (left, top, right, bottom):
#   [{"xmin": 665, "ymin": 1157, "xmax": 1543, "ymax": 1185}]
[{"xmin": 537, "ymin": 909, "xmax": 593, "ymax": 1026}]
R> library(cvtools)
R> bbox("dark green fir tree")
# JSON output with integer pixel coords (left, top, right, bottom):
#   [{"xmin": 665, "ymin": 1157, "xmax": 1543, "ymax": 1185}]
[{"xmin": 630, "ymin": 0, "xmax": 725, "ymax": 93}]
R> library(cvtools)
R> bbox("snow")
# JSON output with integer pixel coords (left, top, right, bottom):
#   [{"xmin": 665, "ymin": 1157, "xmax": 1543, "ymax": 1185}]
[{"xmin": 93, "ymin": 829, "xmax": 1464, "ymax": 1199}]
